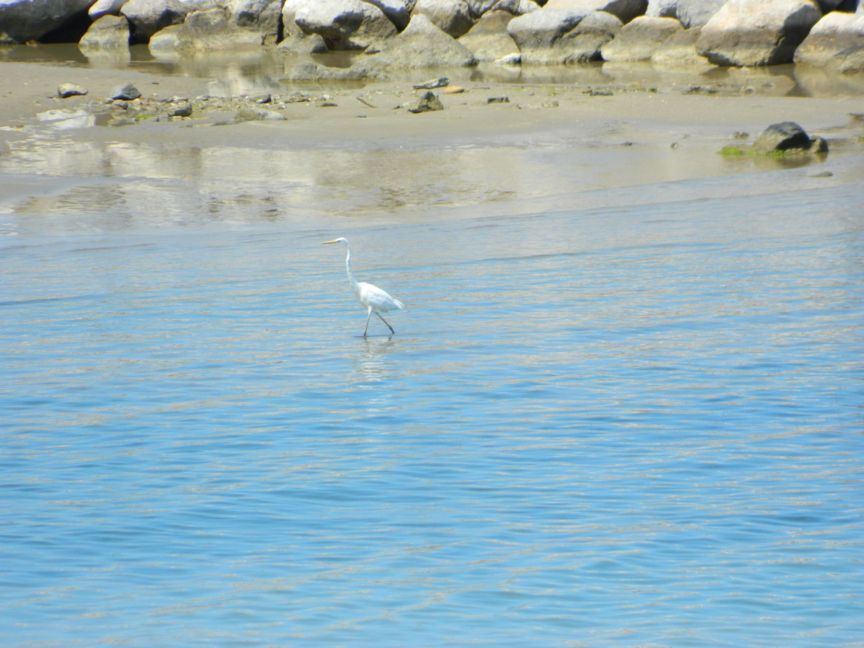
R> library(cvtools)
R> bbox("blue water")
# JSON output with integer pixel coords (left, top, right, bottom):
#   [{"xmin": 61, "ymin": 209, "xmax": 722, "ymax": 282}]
[{"xmin": 1, "ymin": 177, "xmax": 863, "ymax": 646}]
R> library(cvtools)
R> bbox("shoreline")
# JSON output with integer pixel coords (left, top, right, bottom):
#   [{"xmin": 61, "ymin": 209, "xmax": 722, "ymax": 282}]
[{"xmin": 2, "ymin": 54, "xmax": 863, "ymax": 229}]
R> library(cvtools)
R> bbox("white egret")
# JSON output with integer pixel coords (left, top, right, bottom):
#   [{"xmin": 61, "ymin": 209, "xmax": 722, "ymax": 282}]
[{"xmin": 323, "ymin": 237, "xmax": 404, "ymax": 337}]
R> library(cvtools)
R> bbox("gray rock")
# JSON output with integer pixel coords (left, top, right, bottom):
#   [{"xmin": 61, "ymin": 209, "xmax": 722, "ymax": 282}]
[
  {"xmin": 507, "ymin": 6, "xmax": 588, "ymax": 54},
  {"xmin": 697, "ymin": 0, "xmax": 822, "ymax": 66},
  {"xmin": 285, "ymin": 60, "xmax": 385, "ymax": 81},
  {"xmin": 147, "ymin": 23, "xmax": 183, "ymax": 56},
  {"xmin": 754, "ymin": 121, "xmax": 827, "ymax": 153},
  {"xmin": 121, "ymin": 0, "xmax": 202, "ymax": 43},
  {"xmin": 408, "ymin": 91, "xmax": 444, "ymax": 112},
  {"xmin": 89, "ymin": 0, "xmax": 128, "ymax": 19},
  {"xmin": 646, "ymin": 0, "xmax": 677, "ymax": 18},
  {"xmin": 414, "ymin": 0, "xmax": 475, "ymax": 37},
  {"xmin": 468, "ymin": 0, "xmax": 500, "ymax": 14},
  {"xmin": 111, "ymin": 82, "xmax": 142, "ymax": 100},
  {"xmin": 0, "ymin": 0, "xmax": 92, "ymax": 42},
  {"xmin": 57, "ymin": 83, "xmax": 88, "ymax": 98},
  {"xmin": 364, "ymin": 0, "xmax": 417, "ymax": 30},
  {"xmin": 367, "ymin": 13, "xmax": 477, "ymax": 67},
  {"xmin": 794, "ymin": 11, "xmax": 864, "ymax": 72},
  {"xmin": 509, "ymin": 7, "xmax": 622, "ymax": 63},
  {"xmin": 413, "ymin": 76, "xmax": 450, "ymax": 88},
  {"xmin": 170, "ymin": 102, "xmax": 193, "ymax": 117},
  {"xmin": 544, "ymin": 0, "xmax": 648, "ymax": 24},
  {"xmin": 293, "ymin": 0, "xmax": 397, "ymax": 50},
  {"xmin": 459, "ymin": 9, "xmax": 521, "ymax": 61},
  {"xmin": 675, "ymin": 0, "xmax": 724, "ymax": 28},
  {"xmin": 276, "ymin": 31, "xmax": 329, "ymax": 54},
  {"xmin": 79, "ymin": 14, "xmax": 131, "ymax": 50},
  {"xmin": 601, "ymin": 15, "xmax": 682, "ymax": 61},
  {"xmin": 482, "ymin": 0, "xmax": 541, "ymax": 14},
  {"xmin": 471, "ymin": 0, "xmax": 540, "ymax": 15},
  {"xmin": 650, "ymin": 24, "xmax": 708, "ymax": 66},
  {"xmin": 229, "ymin": 0, "xmax": 282, "ymax": 43}
]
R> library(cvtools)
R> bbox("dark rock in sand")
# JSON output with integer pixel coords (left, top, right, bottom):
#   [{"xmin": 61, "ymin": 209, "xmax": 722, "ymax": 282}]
[
  {"xmin": 111, "ymin": 83, "xmax": 142, "ymax": 101},
  {"xmin": 409, "ymin": 91, "xmax": 445, "ymax": 113},
  {"xmin": 754, "ymin": 121, "xmax": 828, "ymax": 153}
]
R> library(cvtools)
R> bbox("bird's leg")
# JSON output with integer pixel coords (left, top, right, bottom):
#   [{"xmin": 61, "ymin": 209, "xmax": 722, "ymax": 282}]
[
  {"xmin": 376, "ymin": 312, "xmax": 395, "ymax": 335},
  {"xmin": 364, "ymin": 309, "xmax": 372, "ymax": 337}
]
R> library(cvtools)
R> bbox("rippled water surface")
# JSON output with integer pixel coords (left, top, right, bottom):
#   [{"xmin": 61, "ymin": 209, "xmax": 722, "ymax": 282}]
[{"xmin": 2, "ymin": 159, "xmax": 864, "ymax": 645}]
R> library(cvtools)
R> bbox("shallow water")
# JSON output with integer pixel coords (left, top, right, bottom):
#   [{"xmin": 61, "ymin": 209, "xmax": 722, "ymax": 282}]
[
  {"xmin": 2, "ymin": 145, "xmax": 863, "ymax": 647},
  {"xmin": 5, "ymin": 42, "xmax": 864, "ymax": 97}
]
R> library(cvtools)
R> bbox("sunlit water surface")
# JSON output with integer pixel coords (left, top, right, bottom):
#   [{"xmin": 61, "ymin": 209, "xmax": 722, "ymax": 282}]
[{"xmin": 2, "ymin": 160, "xmax": 863, "ymax": 646}]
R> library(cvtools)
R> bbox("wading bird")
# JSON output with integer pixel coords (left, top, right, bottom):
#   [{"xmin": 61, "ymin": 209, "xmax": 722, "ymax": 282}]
[{"xmin": 323, "ymin": 237, "xmax": 404, "ymax": 337}]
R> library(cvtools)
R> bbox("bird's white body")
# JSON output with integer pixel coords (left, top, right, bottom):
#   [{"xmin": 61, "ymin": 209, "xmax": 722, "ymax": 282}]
[
  {"xmin": 324, "ymin": 237, "xmax": 404, "ymax": 336},
  {"xmin": 355, "ymin": 281, "xmax": 404, "ymax": 314}
]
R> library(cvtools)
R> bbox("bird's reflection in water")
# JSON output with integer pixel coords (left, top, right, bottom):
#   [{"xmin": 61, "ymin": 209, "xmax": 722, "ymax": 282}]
[
  {"xmin": 354, "ymin": 336, "xmax": 396, "ymax": 385},
  {"xmin": 352, "ymin": 336, "xmax": 400, "ymax": 418}
]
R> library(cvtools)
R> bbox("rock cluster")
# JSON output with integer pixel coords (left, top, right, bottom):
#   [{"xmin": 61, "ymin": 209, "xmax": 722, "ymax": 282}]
[{"xmin": 2, "ymin": 0, "xmax": 863, "ymax": 72}]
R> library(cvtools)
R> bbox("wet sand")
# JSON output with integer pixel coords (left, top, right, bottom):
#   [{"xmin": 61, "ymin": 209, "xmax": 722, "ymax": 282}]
[{"xmin": 1, "ymin": 53, "xmax": 864, "ymax": 228}]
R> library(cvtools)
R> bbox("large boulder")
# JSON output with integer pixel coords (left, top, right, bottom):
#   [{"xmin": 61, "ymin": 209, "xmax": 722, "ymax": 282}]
[
  {"xmin": 79, "ymin": 14, "xmax": 131, "ymax": 49},
  {"xmin": 676, "ymin": 0, "xmax": 725, "ymax": 28},
  {"xmin": 365, "ymin": 13, "xmax": 477, "ymax": 67},
  {"xmin": 545, "ymin": 0, "xmax": 648, "ymax": 24},
  {"xmin": 294, "ymin": 0, "xmax": 397, "ymax": 50},
  {"xmin": 650, "ymin": 24, "xmax": 708, "ymax": 66},
  {"xmin": 414, "ymin": 0, "xmax": 475, "ymax": 37},
  {"xmin": 508, "ymin": 7, "xmax": 622, "ymax": 63},
  {"xmin": 601, "ymin": 15, "xmax": 682, "ymax": 60},
  {"xmin": 459, "ymin": 9, "xmax": 521, "ymax": 61},
  {"xmin": 0, "ymin": 0, "xmax": 92, "ymax": 42},
  {"xmin": 696, "ymin": 0, "xmax": 822, "ymax": 66},
  {"xmin": 794, "ymin": 10, "xmax": 864, "ymax": 72},
  {"xmin": 121, "ymin": 0, "xmax": 214, "ymax": 43}
]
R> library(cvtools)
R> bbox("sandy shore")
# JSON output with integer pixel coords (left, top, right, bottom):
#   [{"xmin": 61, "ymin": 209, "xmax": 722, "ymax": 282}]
[{"xmin": 2, "ymin": 51, "xmax": 863, "ymax": 227}]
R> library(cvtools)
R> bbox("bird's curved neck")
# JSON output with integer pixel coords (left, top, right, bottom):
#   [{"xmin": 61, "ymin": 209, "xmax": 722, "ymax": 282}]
[{"xmin": 345, "ymin": 245, "xmax": 359, "ymax": 292}]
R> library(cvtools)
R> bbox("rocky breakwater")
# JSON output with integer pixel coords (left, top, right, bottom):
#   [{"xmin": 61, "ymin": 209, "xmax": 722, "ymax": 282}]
[{"xmin": 1, "ymin": 0, "xmax": 863, "ymax": 77}]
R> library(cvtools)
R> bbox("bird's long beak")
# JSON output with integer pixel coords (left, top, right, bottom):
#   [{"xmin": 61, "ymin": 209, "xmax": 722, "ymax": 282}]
[{"xmin": 322, "ymin": 239, "xmax": 340, "ymax": 245}]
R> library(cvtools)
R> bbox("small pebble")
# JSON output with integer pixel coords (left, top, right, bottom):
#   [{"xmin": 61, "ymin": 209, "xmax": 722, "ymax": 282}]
[{"xmin": 57, "ymin": 83, "xmax": 88, "ymax": 98}]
